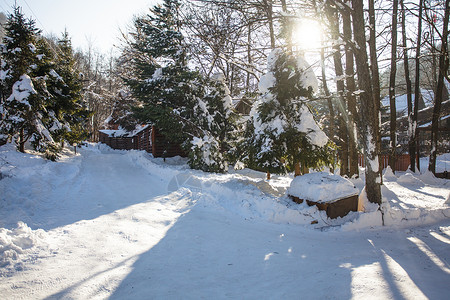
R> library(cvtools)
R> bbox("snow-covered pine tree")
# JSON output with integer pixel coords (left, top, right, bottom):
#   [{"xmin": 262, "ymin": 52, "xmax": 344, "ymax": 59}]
[
  {"xmin": 124, "ymin": 0, "xmax": 235, "ymax": 172},
  {"xmin": 242, "ymin": 49, "xmax": 334, "ymax": 176},
  {"xmin": 188, "ymin": 74, "xmax": 236, "ymax": 173},
  {"xmin": 45, "ymin": 31, "xmax": 90, "ymax": 146},
  {"xmin": 0, "ymin": 6, "xmax": 58, "ymax": 155}
]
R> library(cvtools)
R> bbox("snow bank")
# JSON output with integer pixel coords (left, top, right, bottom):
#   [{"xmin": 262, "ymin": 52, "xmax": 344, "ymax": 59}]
[
  {"xmin": 397, "ymin": 172, "xmax": 425, "ymax": 186},
  {"xmin": 287, "ymin": 172, "xmax": 359, "ymax": 202},
  {"xmin": 0, "ymin": 222, "xmax": 47, "ymax": 272}
]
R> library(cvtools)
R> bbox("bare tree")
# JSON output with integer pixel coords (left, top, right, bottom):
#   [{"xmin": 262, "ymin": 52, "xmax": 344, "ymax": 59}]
[
  {"xmin": 429, "ymin": 0, "xmax": 449, "ymax": 174},
  {"xmin": 411, "ymin": 0, "xmax": 424, "ymax": 172},
  {"xmin": 401, "ymin": 0, "xmax": 414, "ymax": 170},
  {"xmin": 342, "ymin": 0, "xmax": 359, "ymax": 178},
  {"xmin": 389, "ymin": 0, "xmax": 399, "ymax": 172},
  {"xmin": 325, "ymin": 3, "xmax": 349, "ymax": 176},
  {"xmin": 351, "ymin": 0, "xmax": 382, "ymax": 207}
]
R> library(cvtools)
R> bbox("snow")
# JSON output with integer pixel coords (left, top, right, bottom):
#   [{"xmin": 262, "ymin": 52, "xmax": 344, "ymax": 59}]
[
  {"xmin": 6, "ymin": 74, "xmax": 37, "ymax": 107},
  {"xmin": 381, "ymin": 89, "xmax": 436, "ymax": 115},
  {"xmin": 99, "ymin": 125, "xmax": 150, "ymax": 138},
  {"xmin": 0, "ymin": 143, "xmax": 449, "ymax": 299},
  {"xmin": 295, "ymin": 105, "xmax": 329, "ymax": 147},
  {"xmin": 258, "ymin": 72, "xmax": 276, "ymax": 93},
  {"xmin": 98, "ymin": 128, "xmax": 128, "ymax": 137},
  {"xmin": 287, "ymin": 172, "xmax": 359, "ymax": 202},
  {"xmin": 49, "ymin": 69, "xmax": 63, "ymax": 82},
  {"xmin": 296, "ymin": 55, "xmax": 318, "ymax": 93}
]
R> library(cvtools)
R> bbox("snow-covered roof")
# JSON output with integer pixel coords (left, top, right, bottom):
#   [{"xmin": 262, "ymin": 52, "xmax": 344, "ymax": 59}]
[
  {"xmin": 381, "ymin": 88, "xmax": 434, "ymax": 115},
  {"xmin": 99, "ymin": 124, "xmax": 151, "ymax": 138},
  {"xmin": 419, "ymin": 114, "xmax": 450, "ymax": 128}
]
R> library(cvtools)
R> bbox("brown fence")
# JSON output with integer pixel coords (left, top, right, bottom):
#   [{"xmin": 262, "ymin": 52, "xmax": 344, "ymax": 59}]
[{"xmin": 358, "ymin": 154, "xmax": 414, "ymax": 171}]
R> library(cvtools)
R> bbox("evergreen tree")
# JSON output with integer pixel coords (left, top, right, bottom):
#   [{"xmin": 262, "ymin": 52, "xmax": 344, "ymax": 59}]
[
  {"xmin": 241, "ymin": 49, "xmax": 335, "ymax": 175},
  {"xmin": 124, "ymin": 0, "xmax": 235, "ymax": 172},
  {"xmin": 0, "ymin": 7, "xmax": 89, "ymax": 158},
  {"xmin": 46, "ymin": 31, "xmax": 90, "ymax": 145},
  {"xmin": 0, "ymin": 6, "xmax": 57, "ymax": 155}
]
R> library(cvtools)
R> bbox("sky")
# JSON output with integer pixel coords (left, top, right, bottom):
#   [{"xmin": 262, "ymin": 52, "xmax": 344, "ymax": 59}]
[{"xmin": 0, "ymin": 0, "xmax": 159, "ymax": 54}]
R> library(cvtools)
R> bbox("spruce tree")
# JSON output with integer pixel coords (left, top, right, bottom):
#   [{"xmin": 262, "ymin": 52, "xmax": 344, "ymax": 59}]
[
  {"xmin": 124, "ymin": 0, "xmax": 235, "ymax": 172},
  {"xmin": 241, "ymin": 49, "xmax": 334, "ymax": 175},
  {"xmin": 0, "ymin": 8, "xmax": 89, "ymax": 158},
  {"xmin": 0, "ymin": 6, "xmax": 57, "ymax": 154},
  {"xmin": 46, "ymin": 31, "xmax": 90, "ymax": 146}
]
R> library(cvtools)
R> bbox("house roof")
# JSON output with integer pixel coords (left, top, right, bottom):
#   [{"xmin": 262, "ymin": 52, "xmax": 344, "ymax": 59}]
[{"xmin": 99, "ymin": 124, "xmax": 151, "ymax": 138}]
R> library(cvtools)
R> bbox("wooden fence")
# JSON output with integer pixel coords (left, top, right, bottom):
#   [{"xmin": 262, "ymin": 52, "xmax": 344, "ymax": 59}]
[{"xmin": 358, "ymin": 154, "xmax": 414, "ymax": 171}]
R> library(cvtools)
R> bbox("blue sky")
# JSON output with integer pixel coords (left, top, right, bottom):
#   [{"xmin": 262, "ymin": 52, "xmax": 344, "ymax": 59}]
[{"xmin": 0, "ymin": 0, "xmax": 159, "ymax": 54}]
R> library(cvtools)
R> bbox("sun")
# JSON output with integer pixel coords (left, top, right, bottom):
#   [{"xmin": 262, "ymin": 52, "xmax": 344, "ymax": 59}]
[{"xmin": 292, "ymin": 19, "xmax": 323, "ymax": 51}]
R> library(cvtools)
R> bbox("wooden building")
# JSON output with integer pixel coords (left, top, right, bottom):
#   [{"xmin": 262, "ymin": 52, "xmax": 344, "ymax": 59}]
[{"xmin": 99, "ymin": 125, "xmax": 185, "ymax": 158}]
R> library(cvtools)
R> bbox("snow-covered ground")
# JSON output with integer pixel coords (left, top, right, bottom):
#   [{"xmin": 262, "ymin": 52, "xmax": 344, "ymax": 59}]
[{"xmin": 0, "ymin": 143, "xmax": 449, "ymax": 299}]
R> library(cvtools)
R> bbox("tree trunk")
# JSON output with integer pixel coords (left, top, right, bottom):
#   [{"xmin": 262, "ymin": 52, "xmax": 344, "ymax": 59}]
[
  {"xmin": 351, "ymin": 0, "xmax": 382, "ymax": 206},
  {"xmin": 281, "ymin": 0, "xmax": 292, "ymax": 50},
  {"xmin": 294, "ymin": 162, "xmax": 301, "ymax": 177},
  {"xmin": 301, "ymin": 162, "xmax": 309, "ymax": 175},
  {"xmin": 314, "ymin": 0, "xmax": 335, "ymax": 174},
  {"xmin": 389, "ymin": 0, "xmax": 399, "ymax": 172},
  {"xmin": 246, "ymin": 24, "xmax": 252, "ymax": 91},
  {"xmin": 368, "ymin": 0, "xmax": 383, "ymax": 182},
  {"xmin": 19, "ymin": 127, "xmax": 25, "ymax": 153},
  {"xmin": 411, "ymin": 0, "xmax": 424, "ymax": 172},
  {"xmin": 429, "ymin": 0, "xmax": 449, "ymax": 174},
  {"xmin": 343, "ymin": 0, "xmax": 359, "ymax": 178},
  {"xmin": 263, "ymin": 0, "xmax": 275, "ymax": 49},
  {"xmin": 326, "ymin": 5, "xmax": 349, "ymax": 176},
  {"xmin": 321, "ymin": 45, "xmax": 335, "ymax": 174},
  {"xmin": 401, "ymin": 0, "xmax": 414, "ymax": 171}
]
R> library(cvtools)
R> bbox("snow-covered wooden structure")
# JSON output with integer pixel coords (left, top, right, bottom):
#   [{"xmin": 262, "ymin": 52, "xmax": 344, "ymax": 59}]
[
  {"xmin": 98, "ymin": 125, "xmax": 184, "ymax": 158},
  {"xmin": 287, "ymin": 172, "xmax": 359, "ymax": 219}
]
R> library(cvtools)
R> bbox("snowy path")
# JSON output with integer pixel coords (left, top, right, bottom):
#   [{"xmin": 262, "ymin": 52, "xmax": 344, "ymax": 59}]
[{"xmin": 1, "ymin": 145, "xmax": 450, "ymax": 299}]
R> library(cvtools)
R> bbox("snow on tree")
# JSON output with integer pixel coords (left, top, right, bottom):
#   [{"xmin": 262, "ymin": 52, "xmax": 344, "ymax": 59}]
[
  {"xmin": 0, "ymin": 7, "xmax": 89, "ymax": 159},
  {"xmin": 241, "ymin": 49, "xmax": 335, "ymax": 175},
  {"xmin": 123, "ymin": 0, "xmax": 236, "ymax": 173}
]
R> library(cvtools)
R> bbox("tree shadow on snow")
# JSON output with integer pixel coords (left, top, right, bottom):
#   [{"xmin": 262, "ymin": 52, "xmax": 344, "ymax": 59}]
[{"xmin": 107, "ymin": 205, "xmax": 450, "ymax": 299}]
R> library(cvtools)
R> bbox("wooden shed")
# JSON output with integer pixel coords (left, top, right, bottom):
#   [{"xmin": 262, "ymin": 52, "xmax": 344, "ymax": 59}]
[{"xmin": 99, "ymin": 125, "xmax": 185, "ymax": 158}]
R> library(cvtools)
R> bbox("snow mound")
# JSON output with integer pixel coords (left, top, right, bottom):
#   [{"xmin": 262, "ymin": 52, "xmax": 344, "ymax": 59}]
[
  {"xmin": 0, "ymin": 222, "xmax": 47, "ymax": 272},
  {"xmin": 397, "ymin": 172, "xmax": 424, "ymax": 186},
  {"xmin": 287, "ymin": 172, "xmax": 359, "ymax": 203},
  {"xmin": 383, "ymin": 166, "xmax": 397, "ymax": 180}
]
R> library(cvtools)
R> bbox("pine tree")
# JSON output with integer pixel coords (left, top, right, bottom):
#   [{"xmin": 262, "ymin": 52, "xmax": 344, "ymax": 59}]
[
  {"xmin": 0, "ymin": 6, "xmax": 57, "ymax": 154},
  {"xmin": 46, "ymin": 31, "xmax": 90, "ymax": 146},
  {"xmin": 241, "ymin": 49, "xmax": 335, "ymax": 175},
  {"xmin": 0, "ymin": 7, "xmax": 89, "ymax": 158},
  {"xmin": 124, "ymin": 0, "xmax": 235, "ymax": 172}
]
